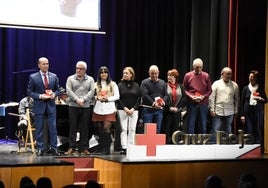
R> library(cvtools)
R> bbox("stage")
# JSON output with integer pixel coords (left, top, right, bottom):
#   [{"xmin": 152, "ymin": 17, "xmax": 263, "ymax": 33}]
[{"xmin": 0, "ymin": 139, "xmax": 268, "ymax": 188}]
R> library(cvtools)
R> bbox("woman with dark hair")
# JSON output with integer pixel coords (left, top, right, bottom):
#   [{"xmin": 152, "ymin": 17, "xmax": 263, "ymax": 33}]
[
  {"xmin": 240, "ymin": 70, "xmax": 267, "ymax": 151},
  {"xmin": 92, "ymin": 66, "xmax": 120, "ymax": 155},
  {"xmin": 162, "ymin": 69, "xmax": 187, "ymax": 144},
  {"xmin": 117, "ymin": 67, "xmax": 140, "ymax": 155}
]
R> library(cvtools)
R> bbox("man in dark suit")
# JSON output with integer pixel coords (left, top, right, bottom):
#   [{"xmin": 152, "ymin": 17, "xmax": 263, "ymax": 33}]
[{"xmin": 27, "ymin": 57, "xmax": 60, "ymax": 156}]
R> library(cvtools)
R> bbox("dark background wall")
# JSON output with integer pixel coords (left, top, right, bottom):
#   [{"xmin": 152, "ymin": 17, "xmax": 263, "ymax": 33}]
[
  {"xmin": 0, "ymin": 0, "xmax": 267, "ymax": 139},
  {"xmin": 0, "ymin": 0, "xmax": 266, "ymax": 101}
]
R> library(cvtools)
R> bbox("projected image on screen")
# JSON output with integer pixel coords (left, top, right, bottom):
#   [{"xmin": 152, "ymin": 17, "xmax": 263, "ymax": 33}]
[
  {"xmin": 59, "ymin": 0, "xmax": 82, "ymax": 17},
  {"xmin": 0, "ymin": 0, "xmax": 101, "ymax": 32}
]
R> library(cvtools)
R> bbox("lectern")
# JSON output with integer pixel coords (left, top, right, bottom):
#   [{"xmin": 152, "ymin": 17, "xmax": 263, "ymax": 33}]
[
  {"xmin": 0, "ymin": 106, "xmax": 5, "ymax": 138},
  {"xmin": 0, "ymin": 102, "xmax": 19, "ymax": 140}
]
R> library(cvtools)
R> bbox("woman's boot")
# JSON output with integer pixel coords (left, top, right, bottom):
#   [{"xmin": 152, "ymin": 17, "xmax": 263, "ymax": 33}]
[{"xmin": 102, "ymin": 132, "xmax": 112, "ymax": 155}]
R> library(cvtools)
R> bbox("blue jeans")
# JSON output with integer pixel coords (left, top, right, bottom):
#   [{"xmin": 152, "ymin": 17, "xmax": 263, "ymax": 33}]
[
  {"xmin": 187, "ymin": 103, "xmax": 208, "ymax": 134},
  {"xmin": 211, "ymin": 114, "xmax": 234, "ymax": 142},
  {"xmin": 142, "ymin": 108, "xmax": 163, "ymax": 133}
]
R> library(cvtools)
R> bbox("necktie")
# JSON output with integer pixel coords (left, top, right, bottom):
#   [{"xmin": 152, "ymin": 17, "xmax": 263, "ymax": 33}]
[{"xmin": 43, "ymin": 74, "xmax": 48, "ymax": 89}]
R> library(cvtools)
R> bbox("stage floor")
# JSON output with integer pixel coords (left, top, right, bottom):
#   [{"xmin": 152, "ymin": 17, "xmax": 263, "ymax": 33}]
[
  {"xmin": 1, "ymin": 139, "xmax": 268, "ymax": 188},
  {"xmin": 0, "ymin": 138, "xmax": 130, "ymax": 165},
  {"xmin": 1, "ymin": 138, "xmax": 268, "ymax": 164}
]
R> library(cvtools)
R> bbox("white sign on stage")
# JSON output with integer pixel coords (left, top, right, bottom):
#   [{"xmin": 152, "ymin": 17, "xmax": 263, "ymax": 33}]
[
  {"xmin": 127, "ymin": 144, "xmax": 261, "ymax": 161},
  {"xmin": 127, "ymin": 123, "xmax": 261, "ymax": 161}
]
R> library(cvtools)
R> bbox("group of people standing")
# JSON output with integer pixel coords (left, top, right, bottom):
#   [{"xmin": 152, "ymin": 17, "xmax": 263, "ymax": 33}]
[
  {"xmin": 26, "ymin": 56, "xmax": 267, "ymax": 156},
  {"xmin": 183, "ymin": 58, "xmax": 267, "ymax": 150},
  {"xmin": 27, "ymin": 58, "xmax": 120, "ymax": 156},
  {"xmin": 138, "ymin": 58, "xmax": 267, "ymax": 151}
]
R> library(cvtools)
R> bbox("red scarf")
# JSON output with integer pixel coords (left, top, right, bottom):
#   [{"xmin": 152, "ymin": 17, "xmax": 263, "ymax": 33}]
[{"xmin": 169, "ymin": 82, "xmax": 178, "ymax": 105}]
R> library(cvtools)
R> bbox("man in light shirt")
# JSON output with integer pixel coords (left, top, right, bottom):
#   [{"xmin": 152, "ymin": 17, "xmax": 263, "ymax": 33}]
[
  {"xmin": 65, "ymin": 61, "xmax": 95, "ymax": 155},
  {"xmin": 209, "ymin": 67, "xmax": 240, "ymax": 142}
]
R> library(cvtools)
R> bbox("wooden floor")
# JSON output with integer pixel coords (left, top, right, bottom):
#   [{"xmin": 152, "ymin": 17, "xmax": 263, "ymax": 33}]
[
  {"xmin": 94, "ymin": 156, "xmax": 268, "ymax": 188},
  {"xmin": 1, "ymin": 139, "xmax": 268, "ymax": 188},
  {"xmin": 0, "ymin": 139, "xmax": 73, "ymax": 187}
]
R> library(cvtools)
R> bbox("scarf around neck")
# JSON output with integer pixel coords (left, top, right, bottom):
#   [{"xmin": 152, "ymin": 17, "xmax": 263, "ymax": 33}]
[
  {"xmin": 248, "ymin": 83, "xmax": 259, "ymax": 105},
  {"xmin": 169, "ymin": 82, "xmax": 178, "ymax": 105}
]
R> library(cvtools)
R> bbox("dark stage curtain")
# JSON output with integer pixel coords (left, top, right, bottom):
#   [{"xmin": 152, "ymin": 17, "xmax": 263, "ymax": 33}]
[
  {"xmin": 115, "ymin": 0, "xmax": 230, "ymax": 82},
  {"xmin": 0, "ymin": 0, "xmax": 267, "ymax": 139},
  {"xmin": 0, "ymin": 0, "xmax": 231, "ymax": 102},
  {"xmin": 236, "ymin": 0, "xmax": 267, "ymax": 87}
]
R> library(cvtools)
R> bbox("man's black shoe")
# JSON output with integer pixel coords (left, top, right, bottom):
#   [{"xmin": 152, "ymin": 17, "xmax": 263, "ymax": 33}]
[
  {"xmin": 43, "ymin": 148, "xmax": 51, "ymax": 155},
  {"xmin": 120, "ymin": 149, "xmax": 127, "ymax": 155},
  {"xmin": 36, "ymin": 150, "xmax": 44, "ymax": 156},
  {"xmin": 50, "ymin": 149, "xmax": 61, "ymax": 156}
]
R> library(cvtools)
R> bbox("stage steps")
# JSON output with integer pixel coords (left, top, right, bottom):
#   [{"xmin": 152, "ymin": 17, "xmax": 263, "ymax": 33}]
[{"xmin": 59, "ymin": 157, "xmax": 104, "ymax": 188}]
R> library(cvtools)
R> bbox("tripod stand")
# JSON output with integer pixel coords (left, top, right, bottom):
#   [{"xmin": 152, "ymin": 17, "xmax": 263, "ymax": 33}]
[{"xmin": 8, "ymin": 108, "xmax": 36, "ymax": 154}]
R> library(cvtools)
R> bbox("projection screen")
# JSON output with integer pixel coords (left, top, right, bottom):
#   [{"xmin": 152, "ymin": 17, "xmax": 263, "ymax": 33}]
[{"xmin": 0, "ymin": 0, "xmax": 103, "ymax": 33}]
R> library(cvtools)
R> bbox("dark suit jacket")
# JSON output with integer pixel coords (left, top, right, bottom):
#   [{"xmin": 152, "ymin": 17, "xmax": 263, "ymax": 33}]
[
  {"xmin": 27, "ymin": 71, "xmax": 60, "ymax": 115},
  {"xmin": 240, "ymin": 85, "xmax": 267, "ymax": 116},
  {"xmin": 164, "ymin": 83, "xmax": 187, "ymax": 112}
]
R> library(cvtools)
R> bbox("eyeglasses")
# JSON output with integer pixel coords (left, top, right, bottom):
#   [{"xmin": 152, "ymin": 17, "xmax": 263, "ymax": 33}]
[{"xmin": 76, "ymin": 67, "xmax": 85, "ymax": 70}]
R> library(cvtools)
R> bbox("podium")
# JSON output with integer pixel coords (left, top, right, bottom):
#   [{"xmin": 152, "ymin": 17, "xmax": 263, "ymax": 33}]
[
  {"xmin": 0, "ymin": 106, "xmax": 5, "ymax": 116},
  {"xmin": 0, "ymin": 102, "xmax": 19, "ymax": 113},
  {"xmin": 0, "ymin": 102, "xmax": 19, "ymax": 140},
  {"xmin": 0, "ymin": 106, "xmax": 5, "ymax": 138}
]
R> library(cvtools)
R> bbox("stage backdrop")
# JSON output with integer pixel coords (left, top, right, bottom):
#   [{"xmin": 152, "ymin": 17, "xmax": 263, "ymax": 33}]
[{"xmin": 0, "ymin": 0, "xmax": 267, "ymax": 140}]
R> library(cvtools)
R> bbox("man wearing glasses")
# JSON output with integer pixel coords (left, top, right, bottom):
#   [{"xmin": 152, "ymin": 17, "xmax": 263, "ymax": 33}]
[{"xmin": 65, "ymin": 61, "xmax": 95, "ymax": 155}]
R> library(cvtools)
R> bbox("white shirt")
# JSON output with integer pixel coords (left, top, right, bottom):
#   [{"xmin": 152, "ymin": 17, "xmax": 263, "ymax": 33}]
[
  {"xmin": 93, "ymin": 81, "xmax": 120, "ymax": 115},
  {"xmin": 209, "ymin": 79, "xmax": 239, "ymax": 116}
]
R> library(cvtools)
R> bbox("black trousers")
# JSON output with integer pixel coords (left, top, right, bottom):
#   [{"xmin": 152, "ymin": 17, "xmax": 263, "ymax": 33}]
[{"xmin": 68, "ymin": 106, "xmax": 91, "ymax": 151}]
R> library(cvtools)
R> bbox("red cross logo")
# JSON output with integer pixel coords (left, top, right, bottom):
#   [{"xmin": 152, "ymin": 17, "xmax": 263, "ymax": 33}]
[{"xmin": 135, "ymin": 123, "xmax": 166, "ymax": 156}]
